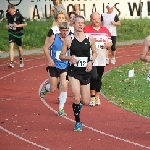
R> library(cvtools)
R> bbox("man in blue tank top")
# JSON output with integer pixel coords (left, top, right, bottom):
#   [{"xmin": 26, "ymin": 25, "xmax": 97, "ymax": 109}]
[
  {"xmin": 41, "ymin": 22, "xmax": 69, "ymax": 116},
  {"xmin": 60, "ymin": 15, "xmax": 97, "ymax": 131}
]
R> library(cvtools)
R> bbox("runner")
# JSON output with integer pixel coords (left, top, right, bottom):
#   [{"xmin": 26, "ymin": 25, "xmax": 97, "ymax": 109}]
[
  {"xmin": 68, "ymin": 11, "xmax": 77, "ymax": 34},
  {"xmin": 6, "ymin": 4, "xmax": 27, "ymax": 68},
  {"xmin": 50, "ymin": 0, "xmax": 67, "ymax": 26},
  {"xmin": 40, "ymin": 11, "xmax": 68, "ymax": 99},
  {"xmin": 59, "ymin": 15, "xmax": 97, "ymax": 131},
  {"xmin": 41, "ymin": 21, "xmax": 70, "ymax": 116},
  {"xmin": 101, "ymin": 3, "xmax": 121, "ymax": 64},
  {"xmin": 84, "ymin": 12, "xmax": 112, "ymax": 106}
]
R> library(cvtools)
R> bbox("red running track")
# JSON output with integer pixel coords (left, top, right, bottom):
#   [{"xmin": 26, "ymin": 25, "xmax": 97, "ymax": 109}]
[{"xmin": 0, "ymin": 44, "xmax": 150, "ymax": 150}]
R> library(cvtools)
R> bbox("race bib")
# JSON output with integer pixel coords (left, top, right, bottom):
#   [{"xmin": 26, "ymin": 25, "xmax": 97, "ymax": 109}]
[
  {"xmin": 95, "ymin": 42, "xmax": 105, "ymax": 50},
  {"xmin": 72, "ymin": 57, "xmax": 88, "ymax": 67},
  {"xmin": 9, "ymin": 24, "xmax": 16, "ymax": 30},
  {"xmin": 55, "ymin": 51, "xmax": 61, "ymax": 60}
]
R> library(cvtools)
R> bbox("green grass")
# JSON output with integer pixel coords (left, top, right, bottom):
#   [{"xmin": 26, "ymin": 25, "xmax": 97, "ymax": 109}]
[
  {"xmin": 102, "ymin": 60, "xmax": 150, "ymax": 118},
  {"xmin": 0, "ymin": 18, "xmax": 150, "ymax": 51}
]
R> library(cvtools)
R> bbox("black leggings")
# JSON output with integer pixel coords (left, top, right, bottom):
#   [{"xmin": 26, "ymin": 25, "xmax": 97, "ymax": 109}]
[{"xmin": 90, "ymin": 66, "xmax": 104, "ymax": 92}]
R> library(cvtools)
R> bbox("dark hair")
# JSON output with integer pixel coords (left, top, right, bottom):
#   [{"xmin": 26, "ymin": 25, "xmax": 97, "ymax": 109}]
[
  {"xmin": 8, "ymin": 4, "xmax": 15, "ymax": 9},
  {"xmin": 74, "ymin": 4, "xmax": 80, "ymax": 11},
  {"xmin": 53, "ymin": 0, "xmax": 62, "ymax": 5},
  {"xmin": 68, "ymin": 11, "xmax": 77, "ymax": 18}
]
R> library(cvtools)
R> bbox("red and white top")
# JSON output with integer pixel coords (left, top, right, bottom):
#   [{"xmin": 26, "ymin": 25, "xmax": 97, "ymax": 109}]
[{"xmin": 83, "ymin": 25, "xmax": 111, "ymax": 66}]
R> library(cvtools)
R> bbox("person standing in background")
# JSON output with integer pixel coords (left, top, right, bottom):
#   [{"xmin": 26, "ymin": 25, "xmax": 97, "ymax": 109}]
[
  {"xmin": 101, "ymin": 3, "xmax": 121, "ymax": 65},
  {"xmin": 68, "ymin": 11, "xmax": 77, "ymax": 34},
  {"xmin": 74, "ymin": 4, "xmax": 80, "ymax": 15},
  {"xmin": 6, "ymin": 4, "xmax": 27, "ymax": 68},
  {"xmin": 50, "ymin": 0, "xmax": 68, "ymax": 26}
]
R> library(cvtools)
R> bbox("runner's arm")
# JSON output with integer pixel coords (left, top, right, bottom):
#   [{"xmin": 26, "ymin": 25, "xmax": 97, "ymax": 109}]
[
  {"xmin": 89, "ymin": 35, "xmax": 97, "ymax": 61},
  {"xmin": 43, "ymin": 36, "xmax": 54, "ymax": 63},
  {"xmin": 59, "ymin": 36, "xmax": 71, "ymax": 61},
  {"xmin": 14, "ymin": 15, "xmax": 27, "ymax": 27},
  {"xmin": 104, "ymin": 29, "xmax": 112, "ymax": 49},
  {"xmin": 140, "ymin": 37, "xmax": 150, "ymax": 63},
  {"xmin": 112, "ymin": 15, "xmax": 121, "ymax": 26}
]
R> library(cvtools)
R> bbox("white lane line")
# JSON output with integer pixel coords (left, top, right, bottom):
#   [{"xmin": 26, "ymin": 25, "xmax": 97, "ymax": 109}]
[
  {"xmin": 39, "ymin": 81, "xmax": 150, "ymax": 149},
  {"xmin": 0, "ymin": 126, "xmax": 50, "ymax": 150},
  {"xmin": 0, "ymin": 56, "xmax": 45, "ymax": 67},
  {"xmin": 0, "ymin": 64, "xmax": 51, "ymax": 150},
  {"xmin": 0, "ymin": 64, "xmax": 46, "ymax": 80}
]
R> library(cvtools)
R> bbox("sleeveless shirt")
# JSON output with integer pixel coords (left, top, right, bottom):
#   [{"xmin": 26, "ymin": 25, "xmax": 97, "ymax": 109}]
[
  {"xmin": 67, "ymin": 34, "xmax": 91, "ymax": 77},
  {"xmin": 50, "ymin": 33, "xmax": 68, "ymax": 69}
]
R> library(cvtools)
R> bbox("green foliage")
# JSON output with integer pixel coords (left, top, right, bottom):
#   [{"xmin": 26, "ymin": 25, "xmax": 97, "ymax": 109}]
[
  {"xmin": 117, "ymin": 19, "xmax": 150, "ymax": 41},
  {"xmin": 102, "ymin": 60, "xmax": 150, "ymax": 118},
  {"xmin": 0, "ymin": 18, "xmax": 150, "ymax": 51}
]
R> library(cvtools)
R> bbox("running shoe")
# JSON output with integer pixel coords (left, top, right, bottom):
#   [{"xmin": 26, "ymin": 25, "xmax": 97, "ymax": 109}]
[
  {"xmin": 19, "ymin": 58, "xmax": 24, "ymax": 67},
  {"xmin": 74, "ymin": 122, "xmax": 82, "ymax": 131},
  {"xmin": 111, "ymin": 58, "xmax": 116, "ymax": 64},
  {"xmin": 8, "ymin": 62, "xmax": 14, "ymax": 68},
  {"xmin": 58, "ymin": 109, "xmax": 67, "ymax": 116},
  {"xmin": 95, "ymin": 97, "xmax": 101, "ymax": 105},
  {"xmin": 106, "ymin": 58, "xmax": 109, "ymax": 65},
  {"xmin": 40, "ymin": 82, "xmax": 49, "ymax": 98},
  {"xmin": 89, "ymin": 97, "xmax": 95, "ymax": 106}
]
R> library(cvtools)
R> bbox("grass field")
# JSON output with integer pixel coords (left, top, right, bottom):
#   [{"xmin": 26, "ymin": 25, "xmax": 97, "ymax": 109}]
[
  {"xmin": 102, "ymin": 60, "xmax": 150, "ymax": 118},
  {"xmin": 0, "ymin": 18, "xmax": 150, "ymax": 51}
]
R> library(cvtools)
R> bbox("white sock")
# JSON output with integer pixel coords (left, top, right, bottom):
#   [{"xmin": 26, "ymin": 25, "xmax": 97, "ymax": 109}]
[
  {"xmin": 45, "ymin": 83, "xmax": 50, "ymax": 91},
  {"xmin": 59, "ymin": 92, "xmax": 67, "ymax": 110}
]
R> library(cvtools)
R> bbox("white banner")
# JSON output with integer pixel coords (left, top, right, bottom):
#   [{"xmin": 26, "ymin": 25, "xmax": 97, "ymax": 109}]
[{"xmin": 0, "ymin": 0, "xmax": 150, "ymax": 20}]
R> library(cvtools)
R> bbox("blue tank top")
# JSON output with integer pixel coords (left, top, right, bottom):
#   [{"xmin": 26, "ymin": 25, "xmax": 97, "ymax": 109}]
[{"xmin": 50, "ymin": 34, "xmax": 68, "ymax": 69}]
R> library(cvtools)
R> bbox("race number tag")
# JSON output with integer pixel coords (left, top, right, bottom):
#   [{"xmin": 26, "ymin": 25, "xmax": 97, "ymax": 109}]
[
  {"xmin": 74, "ymin": 57, "xmax": 88, "ymax": 67},
  {"xmin": 55, "ymin": 51, "xmax": 61, "ymax": 60},
  {"xmin": 95, "ymin": 42, "xmax": 104, "ymax": 50}
]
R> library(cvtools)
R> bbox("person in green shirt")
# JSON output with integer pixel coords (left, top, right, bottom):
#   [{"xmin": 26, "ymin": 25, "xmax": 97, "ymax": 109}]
[{"xmin": 6, "ymin": 4, "xmax": 27, "ymax": 68}]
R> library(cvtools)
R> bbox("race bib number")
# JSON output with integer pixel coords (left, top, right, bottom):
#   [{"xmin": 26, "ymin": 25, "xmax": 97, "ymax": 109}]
[
  {"xmin": 95, "ymin": 42, "xmax": 104, "ymax": 50},
  {"xmin": 73, "ymin": 57, "xmax": 88, "ymax": 67},
  {"xmin": 9, "ymin": 24, "xmax": 16, "ymax": 30},
  {"xmin": 55, "ymin": 51, "xmax": 61, "ymax": 60}
]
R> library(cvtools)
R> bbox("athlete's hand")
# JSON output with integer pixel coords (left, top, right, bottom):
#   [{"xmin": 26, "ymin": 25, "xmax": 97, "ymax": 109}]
[
  {"xmin": 13, "ymin": 23, "xmax": 18, "ymax": 27},
  {"xmin": 70, "ymin": 55, "xmax": 78, "ymax": 64},
  {"xmin": 48, "ymin": 58, "xmax": 55, "ymax": 66},
  {"xmin": 111, "ymin": 21, "xmax": 116, "ymax": 25},
  {"xmin": 103, "ymin": 43, "xmax": 110, "ymax": 49},
  {"xmin": 85, "ymin": 61, "xmax": 92, "ymax": 72}
]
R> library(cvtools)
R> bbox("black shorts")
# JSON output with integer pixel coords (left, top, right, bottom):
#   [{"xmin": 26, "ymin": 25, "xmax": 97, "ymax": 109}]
[
  {"xmin": 111, "ymin": 36, "xmax": 116, "ymax": 51},
  {"xmin": 46, "ymin": 66, "xmax": 67, "ymax": 78},
  {"xmin": 9, "ymin": 34, "xmax": 23, "ymax": 46},
  {"xmin": 68, "ymin": 74, "xmax": 90, "ymax": 85}
]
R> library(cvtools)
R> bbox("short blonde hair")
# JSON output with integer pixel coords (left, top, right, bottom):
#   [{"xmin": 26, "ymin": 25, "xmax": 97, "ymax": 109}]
[{"xmin": 52, "ymin": 11, "xmax": 69, "ymax": 27}]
